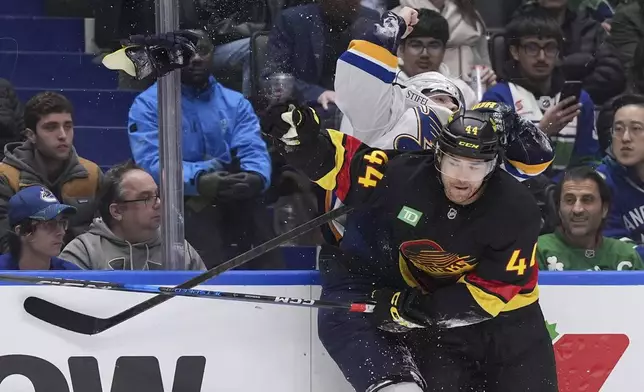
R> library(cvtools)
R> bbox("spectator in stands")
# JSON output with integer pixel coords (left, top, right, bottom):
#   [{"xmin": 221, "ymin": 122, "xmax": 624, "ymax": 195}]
[
  {"xmin": 394, "ymin": 8, "xmax": 484, "ymax": 108},
  {"xmin": 0, "ymin": 92, "xmax": 103, "ymax": 248},
  {"xmin": 59, "ymin": 161, "xmax": 205, "ymax": 270},
  {"xmin": 189, "ymin": 0, "xmax": 271, "ymax": 96},
  {"xmin": 568, "ymin": 0, "xmax": 614, "ymax": 26},
  {"xmin": 0, "ymin": 186, "xmax": 79, "ymax": 270},
  {"xmin": 597, "ymin": 37, "xmax": 644, "ymax": 156},
  {"xmin": 393, "ymin": 0, "xmax": 495, "ymax": 87},
  {"xmin": 597, "ymin": 94, "xmax": 644, "ymax": 260},
  {"xmin": 607, "ymin": 0, "xmax": 644, "ymax": 70},
  {"xmin": 0, "ymin": 79, "xmax": 24, "ymax": 160},
  {"xmin": 482, "ymin": 8, "xmax": 600, "ymax": 178},
  {"xmin": 128, "ymin": 31, "xmax": 281, "ymax": 270},
  {"xmin": 537, "ymin": 166, "xmax": 644, "ymax": 270},
  {"xmin": 519, "ymin": 1, "xmax": 624, "ymax": 105},
  {"xmin": 264, "ymin": 0, "xmax": 379, "ymax": 126}
]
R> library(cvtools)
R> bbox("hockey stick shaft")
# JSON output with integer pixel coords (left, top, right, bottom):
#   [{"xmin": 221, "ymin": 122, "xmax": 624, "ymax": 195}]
[
  {"xmin": 23, "ymin": 203, "xmax": 354, "ymax": 334},
  {"xmin": 0, "ymin": 274, "xmax": 374, "ymax": 313}
]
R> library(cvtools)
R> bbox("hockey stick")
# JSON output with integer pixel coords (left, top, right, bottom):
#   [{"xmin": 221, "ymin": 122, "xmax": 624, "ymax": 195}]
[
  {"xmin": 0, "ymin": 274, "xmax": 374, "ymax": 313},
  {"xmin": 20, "ymin": 204, "xmax": 353, "ymax": 335}
]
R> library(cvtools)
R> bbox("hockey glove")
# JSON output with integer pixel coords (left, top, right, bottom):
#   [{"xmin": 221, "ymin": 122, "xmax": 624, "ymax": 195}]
[
  {"xmin": 260, "ymin": 102, "xmax": 321, "ymax": 148},
  {"xmin": 102, "ymin": 30, "xmax": 201, "ymax": 80},
  {"xmin": 370, "ymin": 288, "xmax": 431, "ymax": 333}
]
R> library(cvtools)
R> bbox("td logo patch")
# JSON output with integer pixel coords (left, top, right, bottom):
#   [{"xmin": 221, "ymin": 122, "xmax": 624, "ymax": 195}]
[{"xmin": 397, "ymin": 206, "xmax": 423, "ymax": 227}]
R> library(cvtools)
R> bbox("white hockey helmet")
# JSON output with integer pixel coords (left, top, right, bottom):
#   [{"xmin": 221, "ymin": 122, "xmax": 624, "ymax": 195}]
[{"xmin": 406, "ymin": 72, "xmax": 465, "ymax": 113}]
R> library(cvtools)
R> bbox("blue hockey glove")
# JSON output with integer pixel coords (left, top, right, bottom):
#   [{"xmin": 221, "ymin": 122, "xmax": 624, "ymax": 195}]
[{"xmin": 370, "ymin": 288, "xmax": 431, "ymax": 333}]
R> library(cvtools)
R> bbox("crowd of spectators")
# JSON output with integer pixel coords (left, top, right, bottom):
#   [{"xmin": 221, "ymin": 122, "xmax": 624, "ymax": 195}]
[{"xmin": 1, "ymin": 0, "xmax": 644, "ymax": 272}]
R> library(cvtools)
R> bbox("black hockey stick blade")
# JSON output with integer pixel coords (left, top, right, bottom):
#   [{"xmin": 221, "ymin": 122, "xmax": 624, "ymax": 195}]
[{"xmin": 23, "ymin": 204, "xmax": 353, "ymax": 335}]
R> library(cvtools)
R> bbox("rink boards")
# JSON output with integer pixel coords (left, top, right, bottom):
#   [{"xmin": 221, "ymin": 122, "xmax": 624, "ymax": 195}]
[{"xmin": 0, "ymin": 270, "xmax": 642, "ymax": 392}]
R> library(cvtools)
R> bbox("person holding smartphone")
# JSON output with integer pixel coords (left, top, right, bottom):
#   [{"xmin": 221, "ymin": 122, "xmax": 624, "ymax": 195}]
[{"xmin": 482, "ymin": 7, "xmax": 601, "ymax": 179}]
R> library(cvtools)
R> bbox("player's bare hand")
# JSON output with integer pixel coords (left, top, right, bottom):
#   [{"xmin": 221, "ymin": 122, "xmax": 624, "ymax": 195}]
[
  {"xmin": 317, "ymin": 90, "xmax": 336, "ymax": 110},
  {"xmin": 397, "ymin": 7, "xmax": 419, "ymax": 38},
  {"xmin": 538, "ymin": 96, "xmax": 582, "ymax": 136}
]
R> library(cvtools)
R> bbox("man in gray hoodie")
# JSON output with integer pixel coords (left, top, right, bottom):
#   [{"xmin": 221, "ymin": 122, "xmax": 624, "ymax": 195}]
[{"xmin": 60, "ymin": 161, "xmax": 205, "ymax": 270}]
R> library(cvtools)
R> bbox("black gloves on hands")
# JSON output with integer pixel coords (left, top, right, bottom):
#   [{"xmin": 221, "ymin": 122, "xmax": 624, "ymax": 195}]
[
  {"xmin": 260, "ymin": 102, "xmax": 321, "ymax": 148},
  {"xmin": 197, "ymin": 171, "xmax": 263, "ymax": 202},
  {"xmin": 217, "ymin": 172, "xmax": 264, "ymax": 202},
  {"xmin": 104, "ymin": 30, "xmax": 201, "ymax": 80},
  {"xmin": 197, "ymin": 170, "xmax": 229, "ymax": 199},
  {"xmin": 370, "ymin": 288, "xmax": 431, "ymax": 333}
]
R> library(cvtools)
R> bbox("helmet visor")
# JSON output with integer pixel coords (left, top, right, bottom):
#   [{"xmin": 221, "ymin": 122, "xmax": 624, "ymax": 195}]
[{"xmin": 438, "ymin": 149, "xmax": 495, "ymax": 183}]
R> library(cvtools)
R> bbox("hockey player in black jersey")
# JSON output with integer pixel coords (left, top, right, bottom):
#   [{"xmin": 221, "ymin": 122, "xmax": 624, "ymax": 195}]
[{"xmin": 262, "ymin": 102, "xmax": 558, "ymax": 392}]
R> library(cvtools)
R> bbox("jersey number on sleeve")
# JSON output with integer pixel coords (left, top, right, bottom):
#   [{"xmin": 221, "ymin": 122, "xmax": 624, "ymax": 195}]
[
  {"xmin": 358, "ymin": 150, "xmax": 389, "ymax": 188},
  {"xmin": 505, "ymin": 243, "xmax": 537, "ymax": 276}
]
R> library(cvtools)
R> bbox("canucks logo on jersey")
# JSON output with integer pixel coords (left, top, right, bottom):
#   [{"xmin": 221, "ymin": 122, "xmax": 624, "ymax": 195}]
[{"xmin": 398, "ymin": 239, "xmax": 478, "ymax": 293}]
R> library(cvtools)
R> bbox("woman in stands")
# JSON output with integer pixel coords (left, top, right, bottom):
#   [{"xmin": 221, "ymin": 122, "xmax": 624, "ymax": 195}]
[{"xmin": 0, "ymin": 186, "xmax": 80, "ymax": 270}]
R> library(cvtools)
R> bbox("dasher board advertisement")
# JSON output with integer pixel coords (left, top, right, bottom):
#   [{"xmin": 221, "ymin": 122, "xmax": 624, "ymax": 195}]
[{"xmin": 0, "ymin": 271, "xmax": 640, "ymax": 392}]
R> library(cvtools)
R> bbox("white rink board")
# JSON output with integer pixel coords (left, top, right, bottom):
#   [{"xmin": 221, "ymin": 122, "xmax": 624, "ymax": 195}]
[{"xmin": 0, "ymin": 272, "xmax": 641, "ymax": 392}]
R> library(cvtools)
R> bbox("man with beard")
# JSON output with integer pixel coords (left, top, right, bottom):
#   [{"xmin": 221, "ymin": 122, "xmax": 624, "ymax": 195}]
[
  {"xmin": 261, "ymin": 96, "xmax": 557, "ymax": 392},
  {"xmin": 482, "ymin": 7, "xmax": 600, "ymax": 178},
  {"xmin": 537, "ymin": 165, "xmax": 643, "ymax": 271},
  {"xmin": 324, "ymin": 8, "xmax": 553, "ymax": 244},
  {"xmin": 128, "ymin": 31, "xmax": 279, "ymax": 269}
]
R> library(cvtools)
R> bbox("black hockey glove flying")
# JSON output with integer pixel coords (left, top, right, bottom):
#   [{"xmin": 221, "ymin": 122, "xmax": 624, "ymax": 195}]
[
  {"xmin": 102, "ymin": 30, "xmax": 201, "ymax": 80},
  {"xmin": 260, "ymin": 102, "xmax": 321, "ymax": 148},
  {"xmin": 370, "ymin": 288, "xmax": 430, "ymax": 333}
]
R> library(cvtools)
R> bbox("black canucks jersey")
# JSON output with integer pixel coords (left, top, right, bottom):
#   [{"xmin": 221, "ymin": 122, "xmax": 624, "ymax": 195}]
[{"xmin": 289, "ymin": 129, "xmax": 542, "ymax": 328}]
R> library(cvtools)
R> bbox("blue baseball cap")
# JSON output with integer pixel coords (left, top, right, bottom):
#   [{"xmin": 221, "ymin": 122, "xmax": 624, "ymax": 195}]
[{"xmin": 8, "ymin": 186, "xmax": 77, "ymax": 227}]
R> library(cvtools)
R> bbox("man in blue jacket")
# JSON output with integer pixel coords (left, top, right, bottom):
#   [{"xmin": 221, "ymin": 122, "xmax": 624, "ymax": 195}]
[
  {"xmin": 128, "ymin": 31, "xmax": 278, "ymax": 269},
  {"xmin": 597, "ymin": 94, "xmax": 644, "ymax": 260}
]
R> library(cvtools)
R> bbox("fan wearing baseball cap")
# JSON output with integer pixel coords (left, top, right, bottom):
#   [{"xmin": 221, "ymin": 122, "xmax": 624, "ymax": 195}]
[{"xmin": 0, "ymin": 186, "xmax": 80, "ymax": 270}]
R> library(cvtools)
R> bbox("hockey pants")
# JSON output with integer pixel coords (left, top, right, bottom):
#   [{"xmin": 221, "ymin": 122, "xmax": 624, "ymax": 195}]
[{"xmin": 317, "ymin": 286, "xmax": 558, "ymax": 392}]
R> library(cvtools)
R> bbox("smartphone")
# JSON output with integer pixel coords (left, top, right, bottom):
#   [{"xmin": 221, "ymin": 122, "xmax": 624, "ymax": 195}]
[{"xmin": 560, "ymin": 81, "xmax": 583, "ymax": 104}]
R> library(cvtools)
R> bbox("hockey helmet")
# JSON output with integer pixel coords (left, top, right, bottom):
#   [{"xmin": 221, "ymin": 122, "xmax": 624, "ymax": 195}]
[
  {"xmin": 437, "ymin": 110, "xmax": 500, "ymax": 161},
  {"xmin": 470, "ymin": 101, "xmax": 519, "ymax": 146},
  {"xmin": 406, "ymin": 72, "xmax": 465, "ymax": 113}
]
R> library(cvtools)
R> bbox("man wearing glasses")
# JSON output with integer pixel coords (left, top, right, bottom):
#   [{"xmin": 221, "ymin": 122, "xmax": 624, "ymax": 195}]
[
  {"xmin": 482, "ymin": 7, "xmax": 600, "ymax": 179},
  {"xmin": 597, "ymin": 94, "xmax": 644, "ymax": 261},
  {"xmin": 394, "ymin": 8, "xmax": 493, "ymax": 110},
  {"xmin": 60, "ymin": 161, "xmax": 205, "ymax": 270}
]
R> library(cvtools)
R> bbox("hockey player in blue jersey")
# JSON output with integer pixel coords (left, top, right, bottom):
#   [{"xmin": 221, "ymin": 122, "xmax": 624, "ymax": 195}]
[
  {"xmin": 482, "ymin": 7, "xmax": 600, "ymax": 178},
  {"xmin": 597, "ymin": 94, "xmax": 644, "ymax": 259}
]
